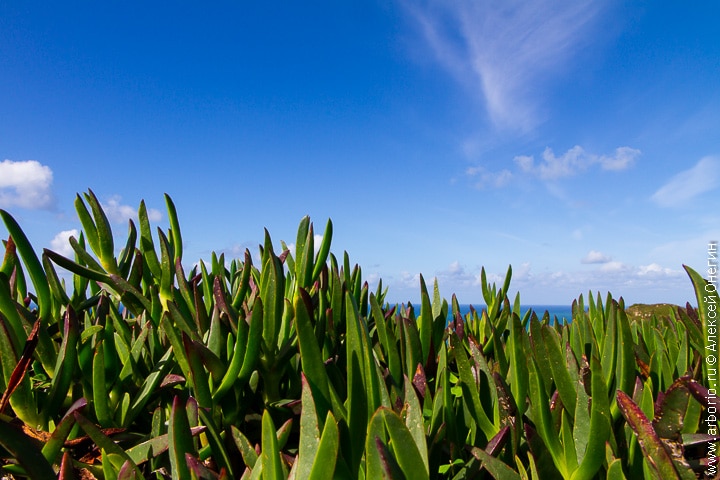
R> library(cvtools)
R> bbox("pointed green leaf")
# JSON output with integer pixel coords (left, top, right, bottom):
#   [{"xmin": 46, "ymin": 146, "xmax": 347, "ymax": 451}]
[
  {"xmin": 307, "ymin": 411, "xmax": 339, "ymax": 480},
  {"xmin": 403, "ymin": 375, "xmax": 429, "ymax": 473},
  {"xmin": 295, "ymin": 290, "xmax": 331, "ymax": 419},
  {"xmin": 261, "ymin": 410, "xmax": 284, "ymax": 480},
  {"xmin": 382, "ymin": 407, "xmax": 430, "ymax": 480},
  {"xmin": 542, "ymin": 325, "xmax": 576, "ymax": 418},
  {"xmin": 0, "ymin": 209, "xmax": 52, "ymax": 322},
  {"xmin": 450, "ymin": 332, "xmax": 497, "ymax": 440},
  {"xmin": 471, "ymin": 446, "xmax": 522, "ymax": 480},
  {"xmin": 74, "ymin": 412, "xmax": 143, "ymax": 478},
  {"xmin": 169, "ymin": 396, "xmax": 195, "ymax": 480},
  {"xmin": 311, "ymin": 219, "xmax": 332, "ymax": 282},
  {"xmin": 570, "ymin": 356, "xmax": 611, "ymax": 480}
]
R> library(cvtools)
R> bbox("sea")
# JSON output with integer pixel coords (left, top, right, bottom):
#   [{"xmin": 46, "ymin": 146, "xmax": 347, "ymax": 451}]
[{"xmin": 454, "ymin": 304, "xmax": 577, "ymax": 323}]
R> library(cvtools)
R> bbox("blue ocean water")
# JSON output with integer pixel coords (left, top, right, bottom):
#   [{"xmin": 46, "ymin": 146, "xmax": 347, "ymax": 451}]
[{"xmin": 455, "ymin": 304, "xmax": 576, "ymax": 323}]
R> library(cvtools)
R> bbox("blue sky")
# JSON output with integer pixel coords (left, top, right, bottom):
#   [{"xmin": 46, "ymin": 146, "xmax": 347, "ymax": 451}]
[{"xmin": 1, "ymin": 1, "xmax": 718, "ymax": 306}]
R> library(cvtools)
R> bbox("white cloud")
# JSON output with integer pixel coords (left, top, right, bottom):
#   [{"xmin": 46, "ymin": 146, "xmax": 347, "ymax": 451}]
[
  {"xmin": 0, "ymin": 159, "xmax": 54, "ymax": 209},
  {"xmin": 406, "ymin": 0, "xmax": 601, "ymax": 131},
  {"xmin": 435, "ymin": 261, "xmax": 477, "ymax": 288},
  {"xmin": 399, "ymin": 270, "xmax": 422, "ymax": 289},
  {"xmin": 466, "ymin": 166, "xmax": 513, "ymax": 188},
  {"xmin": 384, "ymin": 258, "xmax": 691, "ymax": 305},
  {"xmin": 102, "ymin": 196, "xmax": 162, "ymax": 224},
  {"xmin": 651, "ymin": 156, "xmax": 719, "ymax": 207},
  {"xmin": 50, "ymin": 229, "xmax": 79, "ymax": 257},
  {"xmin": 598, "ymin": 147, "xmax": 640, "ymax": 171},
  {"xmin": 474, "ymin": 146, "xmax": 639, "ymax": 189},
  {"xmin": 581, "ymin": 250, "xmax": 611, "ymax": 264},
  {"xmin": 637, "ymin": 263, "xmax": 682, "ymax": 277},
  {"xmin": 514, "ymin": 146, "xmax": 640, "ymax": 180},
  {"xmin": 600, "ymin": 261, "xmax": 627, "ymax": 273}
]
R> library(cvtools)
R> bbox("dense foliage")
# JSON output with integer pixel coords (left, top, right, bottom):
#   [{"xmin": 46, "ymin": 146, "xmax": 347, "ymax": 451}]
[{"xmin": 0, "ymin": 190, "xmax": 714, "ymax": 479}]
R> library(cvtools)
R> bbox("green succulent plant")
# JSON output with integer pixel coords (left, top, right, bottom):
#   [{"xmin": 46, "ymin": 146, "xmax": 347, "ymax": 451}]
[{"xmin": 0, "ymin": 191, "xmax": 713, "ymax": 479}]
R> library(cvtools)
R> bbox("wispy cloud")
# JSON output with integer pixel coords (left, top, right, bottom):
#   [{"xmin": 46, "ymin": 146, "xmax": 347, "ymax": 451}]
[
  {"xmin": 0, "ymin": 159, "xmax": 54, "ymax": 209},
  {"xmin": 515, "ymin": 146, "xmax": 640, "ymax": 180},
  {"xmin": 102, "ymin": 196, "xmax": 162, "ymax": 224},
  {"xmin": 651, "ymin": 156, "xmax": 719, "ymax": 207},
  {"xmin": 406, "ymin": 0, "xmax": 601, "ymax": 131},
  {"xmin": 466, "ymin": 166, "xmax": 513, "ymax": 188},
  {"xmin": 467, "ymin": 145, "xmax": 639, "ymax": 189}
]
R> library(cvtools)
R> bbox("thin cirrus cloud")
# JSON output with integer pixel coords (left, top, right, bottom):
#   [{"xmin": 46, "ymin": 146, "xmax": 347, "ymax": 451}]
[
  {"xmin": 0, "ymin": 159, "xmax": 54, "ymax": 210},
  {"xmin": 406, "ymin": 0, "xmax": 601, "ymax": 132},
  {"xmin": 651, "ymin": 156, "xmax": 719, "ymax": 207}
]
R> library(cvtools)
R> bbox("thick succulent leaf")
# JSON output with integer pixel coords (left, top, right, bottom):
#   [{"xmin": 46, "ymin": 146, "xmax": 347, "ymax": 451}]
[
  {"xmin": 471, "ymin": 446, "xmax": 522, "ymax": 480},
  {"xmin": 654, "ymin": 376, "xmax": 692, "ymax": 440},
  {"xmin": 261, "ymin": 410, "xmax": 284, "ymax": 480},
  {"xmin": 74, "ymin": 412, "xmax": 144, "ymax": 478},
  {"xmin": 168, "ymin": 396, "xmax": 196, "ymax": 480},
  {"xmin": 617, "ymin": 390, "xmax": 682, "ymax": 480},
  {"xmin": 295, "ymin": 291, "xmax": 331, "ymax": 419},
  {"xmin": 570, "ymin": 356, "xmax": 611, "ymax": 480},
  {"xmin": 307, "ymin": 411, "xmax": 340, "ymax": 480}
]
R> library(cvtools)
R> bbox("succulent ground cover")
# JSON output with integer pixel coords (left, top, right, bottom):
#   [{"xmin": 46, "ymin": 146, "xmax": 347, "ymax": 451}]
[{"xmin": 0, "ymin": 190, "xmax": 715, "ymax": 479}]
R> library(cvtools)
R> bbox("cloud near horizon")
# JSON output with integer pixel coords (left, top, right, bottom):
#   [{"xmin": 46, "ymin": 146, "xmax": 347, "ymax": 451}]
[
  {"xmin": 390, "ymin": 259, "xmax": 685, "ymax": 304},
  {"xmin": 407, "ymin": 0, "xmax": 602, "ymax": 132},
  {"xmin": 651, "ymin": 156, "xmax": 719, "ymax": 207},
  {"xmin": 0, "ymin": 159, "xmax": 54, "ymax": 209}
]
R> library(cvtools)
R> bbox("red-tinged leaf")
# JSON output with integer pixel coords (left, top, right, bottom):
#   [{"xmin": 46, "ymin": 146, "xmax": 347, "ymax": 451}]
[
  {"xmin": 616, "ymin": 390, "xmax": 682, "ymax": 479},
  {"xmin": 471, "ymin": 446, "xmax": 522, "ymax": 480},
  {"xmin": 41, "ymin": 397, "xmax": 88, "ymax": 464},
  {"xmin": 186, "ymin": 453, "xmax": 220, "ymax": 479},
  {"xmin": 413, "ymin": 363, "xmax": 427, "ymax": 400},
  {"xmin": 486, "ymin": 425, "xmax": 512, "ymax": 457},
  {"xmin": 682, "ymin": 433, "xmax": 720, "ymax": 447},
  {"xmin": 58, "ymin": 450, "xmax": 74, "ymax": 480},
  {"xmin": 454, "ymin": 310, "xmax": 465, "ymax": 341},
  {"xmin": 375, "ymin": 436, "xmax": 402, "ymax": 479},
  {"xmin": 654, "ymin": 376, "xmax": 692, "ymax": 440},
  {"xmin": 0, "ymin": 318, "xmax": 39, "ymax": 414},
  {"xmin": 118, "ymin": 459, "xmax": 141, "ymax": 480},
  {"xmin": 685, "ymin": 378, "xmax": 711, "ymax": 407},
  {"xmin": 161, "ymin": 374, "xmax": 186, "ymax": 389}
]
